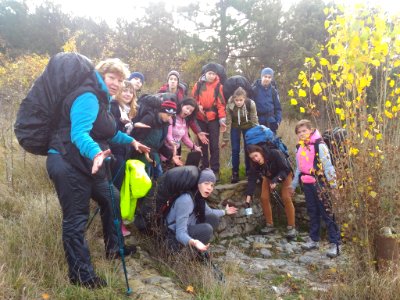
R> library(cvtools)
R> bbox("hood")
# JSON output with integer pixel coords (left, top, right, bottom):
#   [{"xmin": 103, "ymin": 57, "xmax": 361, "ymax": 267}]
[
  {"xmin": 199, "ymin": 74, "xmax": 221, "ymax": 86},
  {"xmin": 95, "ymin": 71, "xmax": 111, "ymax": 99},
  {"xmin": 309, "ymin": 129, "xmax": 322, "ymax": 144}
]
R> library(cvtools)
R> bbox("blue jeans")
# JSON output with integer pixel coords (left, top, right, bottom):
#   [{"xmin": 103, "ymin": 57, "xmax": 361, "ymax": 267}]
[
  {"xmin": 230, "ymin": 127, "xmax": 250, "ymax": 173},
  {"xmin": 302, "ymin": 183, "xmax": 340, "ymax": 244}
]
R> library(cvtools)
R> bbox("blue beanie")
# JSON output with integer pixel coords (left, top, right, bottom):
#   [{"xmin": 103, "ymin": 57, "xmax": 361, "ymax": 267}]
[
  {"xmin": 128, "ymin": 72, "xmax": 145, "ymax": 83},
  {"xmin": 198, "ymin": 168, "xmax": 216, "ymax": 184},
  {"xmin": 261, "ymin": 67, "xmax": 274, "ymax": 77}
]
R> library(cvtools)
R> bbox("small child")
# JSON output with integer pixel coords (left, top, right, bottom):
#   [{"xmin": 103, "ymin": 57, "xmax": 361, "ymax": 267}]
[
  {"xmin": 192, "ymin": 63, "xmax": 226, "ymax": 181},
  {"xmin": 222, "ymin": 87, "xmax": 258, "ymax": 183},
  {"xmin": 290, "ymin": 119, "xmax": 340, "ymax": 258}
]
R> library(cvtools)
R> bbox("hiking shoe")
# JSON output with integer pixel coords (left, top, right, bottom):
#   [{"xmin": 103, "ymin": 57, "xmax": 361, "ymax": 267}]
[
  {"xmin": 260, "ymin": 224, "xmax": 275, "ymax": 234},
  {"xmin": 106, "ymin": 245, "xmax": 137, "ymax": 260},
  {"xmin": 301, "ymin": 237, "xmax": 319, "ymax": 250},
  {"xmin": 231, "ymin": 172, "xmax": 239, "ymax": 183},
  {"xmin": 121, "ymin": 223, "xmax": 131, "ymax": 237},
  {"xmin": 71, "ymin": 276, "xmax": 107, "ymax": 289},
  {"xmin": 326, "ymin": 243, "xmax": 340, "ymax": 258},
  {"xmin": 285, "ymin": 226, "xmax": 297, "ymax": 239}
]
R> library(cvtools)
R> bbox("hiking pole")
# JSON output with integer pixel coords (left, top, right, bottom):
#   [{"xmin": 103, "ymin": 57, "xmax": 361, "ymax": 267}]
[
  {"xmin": 271, "ymin": 190, "xmax": 285, "ymax": 210},
  {"xmin": 87, "ymin": 162, "xmax": 125, "ymax": 230},
  {"xmin": 200, "ymin": 251, "xmax": 225, "ymax": 283},
  {"xmin": 106, "ymin": 157, "xmax": 132, "ymax": 295}
]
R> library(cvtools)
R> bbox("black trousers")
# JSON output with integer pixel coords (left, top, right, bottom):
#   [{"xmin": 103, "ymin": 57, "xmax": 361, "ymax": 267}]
[
  {"xmin": 197, "ymin": 119, "xmax": 220, "ymax": 173},
  {"xmin": 47, "ymin": 154, "xmax": 121, "ymax": 282}
]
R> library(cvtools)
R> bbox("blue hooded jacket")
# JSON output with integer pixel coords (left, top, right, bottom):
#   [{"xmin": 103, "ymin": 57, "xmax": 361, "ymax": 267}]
[{"xmin": 252, "ymin": 79, "xmax": 282, "ymax": 124}]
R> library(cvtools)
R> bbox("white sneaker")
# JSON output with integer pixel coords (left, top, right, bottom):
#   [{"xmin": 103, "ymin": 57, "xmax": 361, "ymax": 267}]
[
  {"xmin": 326, "ymin": 243, "xmax": 340, "ymax": 258},
  {"xmin": 301, "ymin": 237, "xmax": 319, "ymax": 250},
  {"xmin": 260, "ymin": 224, "xmax": 275, "ymax": 234},
  {"xmin": 285, "ymin": 226, "xmax": 297, "ymax": 239}
]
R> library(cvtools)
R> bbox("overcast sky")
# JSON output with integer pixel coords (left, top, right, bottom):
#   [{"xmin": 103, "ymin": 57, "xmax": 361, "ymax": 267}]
[{"xmin": 26, "ymin": 0, "xmax": 400, "ymax": 27}]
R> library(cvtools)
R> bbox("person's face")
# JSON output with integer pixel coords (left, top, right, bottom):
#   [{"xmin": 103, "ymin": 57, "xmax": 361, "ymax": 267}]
[
  {"xmin": 168, "ymin": 75, "xmax": 178, "ymax": 89},
  {"xmin": 205, "ymin": 71, "xmax": 217, "ymax": 83},
  {"xmin": 159, "ymin": 112, "xmax": 173, "ymax": 122},
  {"xmin": 198, "ymin": 181, "xmax": 214, "ymax": 198},
  {"xmin": 180, "ymin": 105, "xmax": 195, "ymax": 118},
  {"xmin": 104, "ymin": 73, "xmax": 124, "ymax": 96},
  {"xmin": 234, "ymin": 96, "xmax": 246, "ymax": 108},
  {"xmin": 261, "ymin": 74, "xmax": 273, "ymax": 87},
  {"xmin": 249, "ymin": 151, "xmax": 265, "ymax": 165},
  {"xmin": 296, "ymin": 125, "xmax": 313, "ymax": 141},
  {"xmin": 120, "ymin": 88, "xmax": 134, "ymax": 105},
  {"xmin": 130, "ymin": 77, "xmax": 143, "ymax": 91}
]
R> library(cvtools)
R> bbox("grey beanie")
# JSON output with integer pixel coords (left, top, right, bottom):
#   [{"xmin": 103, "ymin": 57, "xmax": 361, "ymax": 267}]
[
  {"xmin": 167, "ymin": 70, "xmax": 180, "ymax": 82},
  {"xmin": 198, "ymin": 168, "xmax": 216, "ymax": 184},
  {"xmin": 261, "ymin": 67, "xmax": 274, "ymax": 77}
]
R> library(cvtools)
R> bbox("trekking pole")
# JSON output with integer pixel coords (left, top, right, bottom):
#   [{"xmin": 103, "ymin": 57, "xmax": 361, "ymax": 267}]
[
  {"xmin": 271, "ymin": 190, "xmax": 285, "ymax": 210},
  {"xmin": 105, "ymin": 157, "xmax": 132, "ymax": 295},
  {"xmin": 200, "ymin": 251, "xmax": 225, "ymax": 283},
  {"xmin": 87, "ymin": 162, "xmax": 125, "ymax": 230}
]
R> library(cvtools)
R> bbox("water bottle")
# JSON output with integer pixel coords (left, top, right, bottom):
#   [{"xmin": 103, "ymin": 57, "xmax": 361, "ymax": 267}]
[{"xmin": 244, "ymin": 202, "xmax": 253, "ymax": 216}]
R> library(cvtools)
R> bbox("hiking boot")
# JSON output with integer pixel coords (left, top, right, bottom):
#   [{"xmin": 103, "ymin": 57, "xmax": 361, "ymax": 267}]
[
  {"xmin": 301, "ymin": 237, "xmax": 319, "ymax": 251},
  {"xmin": 326, "ymin": 243, "xmax": 340, "ymax": 258},
  {"xmin": 121, "ymin": 223, "xmax": 131, "ymax": 237},
  {"xmin": 106, "ymin": 244, "xmax": 137, "ymax": 260},
  {"xmin": 285, "ymin": 226, "xmax": 297, "ymax": 239},
  {"xmin": 260, "ymin": 224, "xmax": 275, "ymax": 234},
  {"xmin": 71, "ymin": 276, "xmax": 107, "ymax": 289},
  {"xmin": 231, "ymin": 172, "xmax": 239, "ymax": 183}
]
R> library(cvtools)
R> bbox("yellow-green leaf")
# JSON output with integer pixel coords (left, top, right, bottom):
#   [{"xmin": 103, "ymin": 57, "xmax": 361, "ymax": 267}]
[
  {"xmin": 290, "ymin": 98, "xmax": 298, "ymax": 105},
  {"xmin": 376, "ymin": 133, "xmax": 382, "ymax": 141},
  {"xmin": 300, "ymin": 107, "xmax": 305, "ymax": 113},
  {"xmin": 369, "ymin": 191, "xmax": 377, "ymax": 198},
  {"xmin": 298, "ymin": 89, "xmax": 307, "ymax": 97},
  {"xmin": 312, "ymin": 82, "xmax": 322, "ymax": 95},
  {"xmin": 320, "ymin": 58, "xmax": 330, "ymax": 66}
]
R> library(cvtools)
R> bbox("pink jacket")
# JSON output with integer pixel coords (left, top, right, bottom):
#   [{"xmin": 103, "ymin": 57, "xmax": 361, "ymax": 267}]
[
  {"xmin": 165, "ymin": 115, "xmax": 195, "ymax": 151},
  {"xmin": 296, "ymin": 129, "xmax": 321, "ymax": 184}
]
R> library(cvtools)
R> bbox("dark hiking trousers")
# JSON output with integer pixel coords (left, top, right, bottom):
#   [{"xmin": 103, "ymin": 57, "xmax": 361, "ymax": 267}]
[
  {"xmin": 47, "ymin": 154, "xmax": 120, "ymax": 283},
  {"xmin": 302, "ymin": 183, "xmax": 340, "ymax": 244},
  {"xmin": 166, "ymin": 214, "xmax": 220, "ymax": 252},
  {"xmin": 197, "ymin": 119, "xmax": 220, "ymax": 173},
  {"xmin": 231, "ymin": 127, "xmax": 250, "ymax": 174}
]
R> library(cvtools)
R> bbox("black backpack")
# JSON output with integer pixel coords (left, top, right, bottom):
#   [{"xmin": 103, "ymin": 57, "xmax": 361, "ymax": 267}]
[
  {"xmin": 14, "ymin": 52, "xmax": 94, "ymax": 155},
  {"xmin": 223, "ymin": 75, "xmax": 254, "ymax": 100},
  {"xmin": 201, "ymin": 62, "xmax": 227, "ymax": 85},
  {"xmin": 134, "ymin": 166, "xmax": 200, "ymax": 234},
  {"xmin": 133, "ymin": 93, "xmax": 177, "ymax": 124},
  {"xmin": 322, "ymin": 127, "xmax": 347, "ymax": 166}
]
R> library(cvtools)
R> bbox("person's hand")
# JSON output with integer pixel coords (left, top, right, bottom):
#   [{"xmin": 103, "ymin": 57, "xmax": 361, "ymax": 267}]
[
  {"xmin": 190, "ymin": 239, "xmax": 210, "ymax": 252},
  {"xmin": 221, "ymin": 141, "xmax": 228, "ymax": 148},
  {"xmin": 172, "ymin": 155, "xmax": 183, "ymax": 166},
  {"xmin": 92, "ymin": 149, "xmax": 112, "ymax": 175},
  {"xmin": 225, "ymin": 204, "xmax": 238, "ymax": 215},
  {"xmin": 133, "ymin": 122, "xmax": 151, "ymax": 128},
  {"xmin": 219, "ymin": 122, "xmax": 227, "ymax": 133},
  {"xmin": 197, "ymin": 132, "xmax": 209, "ymax": 145},
  {"xmin": 198, "ymin": 104, "xmax": 205, "ymax": 115},
  {"xmin": 193, "ymin": 145, "xmax": 202, "ymax": 152},
  {"xmin": 270, "ymin": 183, "xmax": 277, "ymax": 190},
  {"xmin": 132, "ymin": 140, "xmax": 150, "ymax": 153}
]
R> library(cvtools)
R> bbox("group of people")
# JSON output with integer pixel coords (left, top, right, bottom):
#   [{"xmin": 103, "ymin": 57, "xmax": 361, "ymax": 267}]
[{"xmin": 46, "ymin": 57, "xmax": 340, "ymax": 289}]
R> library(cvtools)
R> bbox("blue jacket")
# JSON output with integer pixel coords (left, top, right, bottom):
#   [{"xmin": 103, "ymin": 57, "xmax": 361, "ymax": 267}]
[{"xmin": 252, "ymin": 79, "xmax": 282, "ymax": 124}]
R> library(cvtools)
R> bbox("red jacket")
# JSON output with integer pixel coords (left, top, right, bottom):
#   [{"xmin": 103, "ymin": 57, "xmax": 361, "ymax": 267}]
[
  {"xmin": 192, "ymin": 76, "xmax": 226, "ymax": 122},
  {"xmin": 158, "ymin": 84, "xmax": 185, "ymax": 102}
]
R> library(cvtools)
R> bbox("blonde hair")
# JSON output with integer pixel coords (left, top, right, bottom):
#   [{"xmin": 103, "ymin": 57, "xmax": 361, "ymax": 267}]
[
  {"xmin": 95, "ymin": 58, "xmax": 130, "ymax": 80},
  {"xmin": 295, "ymin": 119, "xmax": 313, "ymax": 134},
  {"xmin": 115, "ymin": 81, "xmax": 137, "ymax": 119}
]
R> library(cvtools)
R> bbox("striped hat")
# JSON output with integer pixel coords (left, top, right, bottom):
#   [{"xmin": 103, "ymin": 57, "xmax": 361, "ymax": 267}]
[{"xmin": 160, "ymin": 100, "xmax": 177, "ymax": 115}]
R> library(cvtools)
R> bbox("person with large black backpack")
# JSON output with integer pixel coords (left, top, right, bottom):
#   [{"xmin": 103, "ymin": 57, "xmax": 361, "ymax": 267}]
[
  {"xmin": 15, "ymin": 54, "xmax": 150, "ymax": 289},
  {"xmin": 164, "ymin": 168, "xmax": 237, "ymax": 252},
  {"xmin": 252, "ymin": 67, "xmax": 282, "ymax": 134}
]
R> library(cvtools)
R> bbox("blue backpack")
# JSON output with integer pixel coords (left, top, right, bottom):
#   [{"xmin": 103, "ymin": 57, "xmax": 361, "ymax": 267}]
[{"xmin": 245, "ymin": 125, "xmax": 289, "ymax": 157}]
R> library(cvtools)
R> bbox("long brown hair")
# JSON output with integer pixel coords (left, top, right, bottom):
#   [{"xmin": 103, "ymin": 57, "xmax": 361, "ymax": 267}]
[
  {"xmin": 246, "ymin": 144, "xmax": 266, "ymax": 167},
  {"xmin": 115, "ymin": 80, "xmax": 137, "ymax": 119}
]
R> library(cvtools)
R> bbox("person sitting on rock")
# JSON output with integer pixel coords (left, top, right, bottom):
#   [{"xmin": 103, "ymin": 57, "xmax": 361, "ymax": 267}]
[{"xmin": 165, "ymin": 168, "xmax": 238, "ymax": 252}]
